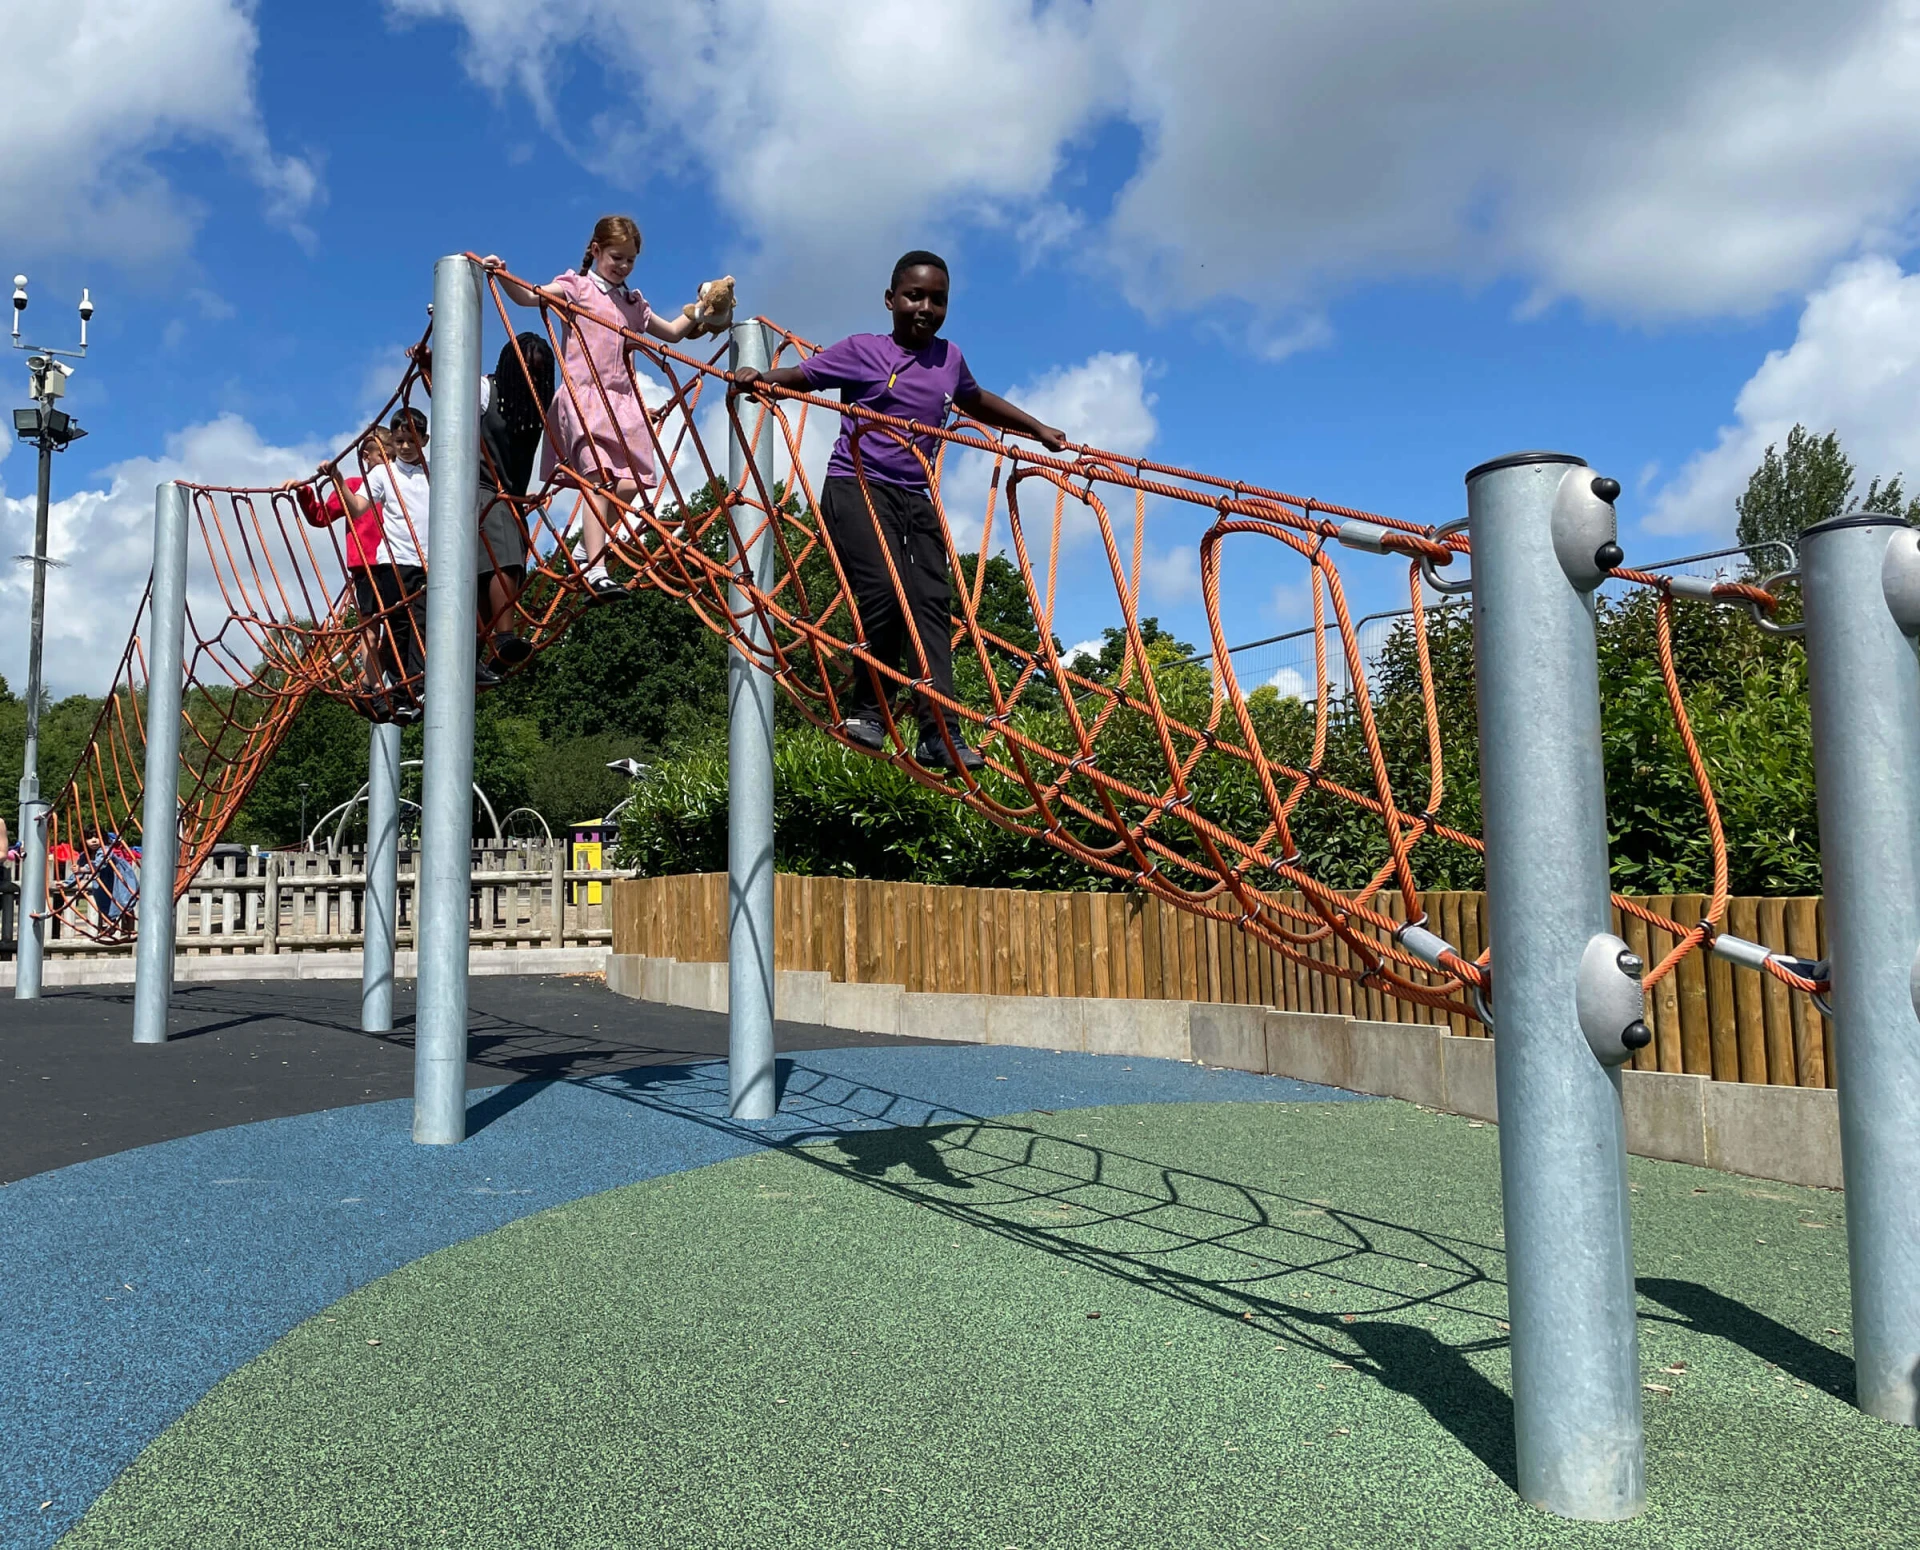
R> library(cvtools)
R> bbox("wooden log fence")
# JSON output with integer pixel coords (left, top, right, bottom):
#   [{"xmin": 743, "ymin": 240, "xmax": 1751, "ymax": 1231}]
[{"xmin": 613, "ymin": 873, "xmax": 1832, "ymax": 1090}]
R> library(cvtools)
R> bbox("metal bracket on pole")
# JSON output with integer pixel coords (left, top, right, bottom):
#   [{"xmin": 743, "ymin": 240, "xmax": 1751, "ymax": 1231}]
[
  {"xmin": 1800, "ymin": 512, "xmax": 1920, "ymax": 1427},
  {"xmin": 727, "ymin": 321, "xmax": 779, "ymax": 1119},
  {"xmin": 412, "ymin": 254, "xmax": 483, "ymax": 1144},
  {"xmin": 362, "ymin": 719, "xmax": 402, "ymax": 1033},
  {"xmin": 132, "ymin": 482, "xmax": 191, "ymax": 1043},
  {"xmin": 1468, "ymin": 451, "xmax": 1644, "ymax": 1521}
]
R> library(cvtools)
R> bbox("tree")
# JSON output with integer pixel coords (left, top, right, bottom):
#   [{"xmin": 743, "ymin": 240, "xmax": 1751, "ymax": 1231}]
[
  {"xmin": 1735, "ymin": 424, "xmax": 1920, "ymax": 554},
  {"xmin": 230, "ymin": 693, "xmax": 378, "ymax": 848},
  {"xmin": 1084, "ymin": 617, "xmax": 1197, "ymax": 681}
]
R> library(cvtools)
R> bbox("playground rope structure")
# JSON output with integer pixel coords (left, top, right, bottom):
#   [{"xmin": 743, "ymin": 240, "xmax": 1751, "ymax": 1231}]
[{"xmin": 34, "ymin": 258, "xmax": 1824, "ymax": 1022}]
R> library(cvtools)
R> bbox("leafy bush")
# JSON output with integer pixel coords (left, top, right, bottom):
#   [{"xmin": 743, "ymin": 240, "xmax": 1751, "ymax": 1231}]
[{"xmin": 614, "ymin": 589, "xmax": 1819, "ymax": 897}]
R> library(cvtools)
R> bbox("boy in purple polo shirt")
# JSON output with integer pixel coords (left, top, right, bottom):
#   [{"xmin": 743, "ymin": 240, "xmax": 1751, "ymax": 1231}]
[{"xmin": 733, "ymin": 250, "xmax": 1066, "ymax": 771}]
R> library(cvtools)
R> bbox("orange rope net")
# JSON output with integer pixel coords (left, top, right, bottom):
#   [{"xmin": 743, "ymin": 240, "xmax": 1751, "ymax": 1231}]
[{"xmin": 32, "ymin": 257, "xmax": 1819, "ymax": 1020}]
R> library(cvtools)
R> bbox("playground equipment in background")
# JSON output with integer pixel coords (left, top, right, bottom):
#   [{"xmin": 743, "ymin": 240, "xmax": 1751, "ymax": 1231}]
[
  {"xmin": 568, "ymin": 823, "xmax": 605, "ymax": 905},
  {"xmin": 14, "ymin": 254, "xmax": 1913, "ymax": 1521}
]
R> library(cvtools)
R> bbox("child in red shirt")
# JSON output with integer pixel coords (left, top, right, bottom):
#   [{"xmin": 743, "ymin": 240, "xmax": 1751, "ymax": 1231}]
[{"xmin": 291, "ymin": 429, "xmax": 391, "ymax": 710}]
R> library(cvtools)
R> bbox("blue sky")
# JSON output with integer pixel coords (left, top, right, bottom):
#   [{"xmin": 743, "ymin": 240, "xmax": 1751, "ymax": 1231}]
[{"xmin": 7, "ymin": 0, "xmax": 1920, "ymax": 696}]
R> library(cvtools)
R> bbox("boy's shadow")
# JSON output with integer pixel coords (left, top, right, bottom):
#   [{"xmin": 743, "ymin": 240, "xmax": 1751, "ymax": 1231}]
[
  {"xmin": 831, "ymin": 1126, "xmax": 977, "ymax": 1190},
  {"xmin": 1639, "ymin": 1277, "xmax": 1854, "ymax": 1400},
  {"xmin": 1343, "ymin": 1319, "xmax": 1517, "ymax": 1488}
]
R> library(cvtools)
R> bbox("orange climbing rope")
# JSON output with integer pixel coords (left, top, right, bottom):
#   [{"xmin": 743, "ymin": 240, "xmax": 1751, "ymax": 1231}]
[{"xmin": 29, "ymin": 257, "xmax": 1823, "ymax": 1021}]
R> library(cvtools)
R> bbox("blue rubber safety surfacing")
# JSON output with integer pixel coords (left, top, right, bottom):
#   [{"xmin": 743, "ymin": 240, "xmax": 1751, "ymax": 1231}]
[{"xmin": 1, "ymin": 1044, "xmax": 1360, "ymax": 1547}]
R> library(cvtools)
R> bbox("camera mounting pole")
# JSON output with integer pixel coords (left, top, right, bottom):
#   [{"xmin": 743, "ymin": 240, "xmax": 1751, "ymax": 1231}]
[{"xmin": 10, "ymin": 274, "xmax": 95, "ymax": 1000}]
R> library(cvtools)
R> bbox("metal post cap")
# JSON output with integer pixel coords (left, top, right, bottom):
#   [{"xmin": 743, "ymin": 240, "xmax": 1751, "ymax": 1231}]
[{"xmin": 1464, "ymin": 451, "xmax": 1587, "ymax": 483}]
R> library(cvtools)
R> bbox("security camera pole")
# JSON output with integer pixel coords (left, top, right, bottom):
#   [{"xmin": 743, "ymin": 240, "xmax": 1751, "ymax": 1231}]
[{"xmin": 10, "ymin": 275, "xmax": 92, "ymax": 999}]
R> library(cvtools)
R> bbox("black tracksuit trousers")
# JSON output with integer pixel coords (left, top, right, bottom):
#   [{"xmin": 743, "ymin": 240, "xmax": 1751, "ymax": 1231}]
[{"xmin": 820, "ymin": 476, "xmax": 955, "ymax": 739}]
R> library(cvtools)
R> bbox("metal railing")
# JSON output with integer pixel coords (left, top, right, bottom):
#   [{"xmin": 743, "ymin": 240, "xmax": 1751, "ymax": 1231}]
[{"xmin": 1170, "ymin": 538, "xmax": 1800, "ymax": 700}]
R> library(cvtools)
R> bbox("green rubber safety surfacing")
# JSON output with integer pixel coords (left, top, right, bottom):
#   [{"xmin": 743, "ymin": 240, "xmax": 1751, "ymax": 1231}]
[{"xmin": 61, "ymin": 1102, "xmax": 1917, "ymax": 1549}]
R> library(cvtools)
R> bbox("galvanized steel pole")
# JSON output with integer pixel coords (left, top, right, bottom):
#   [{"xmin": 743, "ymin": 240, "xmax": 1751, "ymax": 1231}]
[
  {"xmin": 12, "ymin": 428, "xmax": 55, "ymax": 998},
  {"xmin": 727, "ymin": 320, "xmax": 778, "ymax": 1119},
  {"xmin": 361, "ymin": 718, "xmax": 402, "ymax": 1033},
  {"xmin": 132, "ymin": 481, "xmax": 191, "ymax": 1044},
  {"xmin": 412, "ymin": 254, "xmax": 483, "ymax": 1144},
  {"xmin": 1468, "ymin": 452, "xmax": 1644, "ymax": 1520},
  {"xmin": 1800, "ymin": 513, "xmax": 1920, "ymax": 1427}
]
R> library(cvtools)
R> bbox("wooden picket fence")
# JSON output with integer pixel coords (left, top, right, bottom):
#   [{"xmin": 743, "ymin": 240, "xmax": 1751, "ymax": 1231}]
[
  {"xmin": 4, "ymin": 844, "xmax": 622, "ymax": 958},
  {"xmin": 613, "ymin": 873, "xmax": 1832, "ymax": 1090}
]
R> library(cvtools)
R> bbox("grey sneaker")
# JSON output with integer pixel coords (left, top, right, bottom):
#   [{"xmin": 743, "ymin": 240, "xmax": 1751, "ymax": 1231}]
[
  {"xmin": 915, "ymin": 733, "xmax": 985, "ymax": 772},
  {"xmin": 840, "ymin": 716, "xmax": 887, "ymax": 751}
]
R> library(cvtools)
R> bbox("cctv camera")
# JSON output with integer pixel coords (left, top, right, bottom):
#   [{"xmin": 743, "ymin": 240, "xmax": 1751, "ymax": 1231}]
[
  {"xmin": 11, "ymin": 276, "xmax": 25, "ymax": 313},
  {"xmin": 78, "ymin": 288, "xmax": 93, "ymax": 322}
]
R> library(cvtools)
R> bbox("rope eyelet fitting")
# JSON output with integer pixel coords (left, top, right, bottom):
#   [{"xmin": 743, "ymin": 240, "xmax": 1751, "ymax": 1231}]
[
  {"xmin": 1749, "ymin": 568, "xmax": 1806, "ymax": 637},
  {"xmin": 1420, "ymin": 515, "xmax": 1475, "ymax": 596}
]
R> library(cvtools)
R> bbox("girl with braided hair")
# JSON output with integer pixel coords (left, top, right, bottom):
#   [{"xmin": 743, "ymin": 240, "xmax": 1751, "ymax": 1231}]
[{"xmin": 482, "ymin": 216, "xmax": 728, "ymax": 601}]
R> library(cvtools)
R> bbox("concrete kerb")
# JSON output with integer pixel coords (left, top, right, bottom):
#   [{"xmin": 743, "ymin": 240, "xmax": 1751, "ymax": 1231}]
[
  {"xmin": 602, "ymin": 954, "xmax": 1842, "ymax": 1190},
  {"xmin": 1705, "ymin": 1079, "xmax": 1842, "ymax": 1190},
  {"xmin": 1, "ymin": 946, "xmax": 613, "ymax": 989}
]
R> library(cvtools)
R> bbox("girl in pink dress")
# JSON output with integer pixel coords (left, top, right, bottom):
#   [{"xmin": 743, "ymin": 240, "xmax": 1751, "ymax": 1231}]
[{"xmin": 483, "ymin": 216, "xmax": 712, "ymax": 599}]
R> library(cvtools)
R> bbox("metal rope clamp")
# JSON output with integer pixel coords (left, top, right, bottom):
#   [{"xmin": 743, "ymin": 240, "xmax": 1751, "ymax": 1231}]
[
  {"xmin": 1552, "ymin": 472, "xmax": 1624, "ymax": 592},
  {"xmin": 1882, "ymin": 525, "xmax": 1920, "ymax": 637},
  {"xmin": 1577, "ymin": 934, "xmax": 1653, "ymax": 1065},
  {"xmin": 1398, "ymin": 919, "xmax": 1495, "ymax": 1028},
  {"xmin": 1712, "ymin": 932, "xmax": 1833, "ymax": 1017}
]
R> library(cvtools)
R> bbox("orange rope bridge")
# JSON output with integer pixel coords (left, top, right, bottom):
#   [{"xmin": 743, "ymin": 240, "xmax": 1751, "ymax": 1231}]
[{"xmin": 33, "ymin": 259, "xmax": 1822, "ymax": 1023}]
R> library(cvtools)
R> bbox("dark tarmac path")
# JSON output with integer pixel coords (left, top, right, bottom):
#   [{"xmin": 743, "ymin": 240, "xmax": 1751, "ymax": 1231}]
[{"xmin": 0, "ymin": 974, "xmax": 943, "ymax": 1182}]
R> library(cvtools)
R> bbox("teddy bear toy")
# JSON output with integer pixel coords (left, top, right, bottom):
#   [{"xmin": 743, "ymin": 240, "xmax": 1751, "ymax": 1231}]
[{"xmin": 682, "ymin": 276, "xmax": 737, "ymax": 338}]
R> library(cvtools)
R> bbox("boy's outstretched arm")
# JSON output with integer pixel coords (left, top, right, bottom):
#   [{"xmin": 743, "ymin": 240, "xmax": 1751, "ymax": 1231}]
[
  {"xmin": 955, "ymin": 387, "xmax": 1069, "ymax": 452},
  {"xmin": 318, "ymin": 461, "xmax": 374, "ymax": 520},
  {"xmin": 730, "ymin": 365, "xmax": 812, "ymax": 393}
]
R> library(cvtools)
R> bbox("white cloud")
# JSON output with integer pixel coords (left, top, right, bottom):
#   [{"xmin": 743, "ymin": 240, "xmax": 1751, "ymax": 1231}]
[
  {"xmin": 1059, "ymin": 638, "xmax": 1103, "ymax": 667},
  {"xmin": 1016, "ymin": 351, "xmax": 1158, "ymax": 453},
  {"xmin": 1142, "ymin": 544, "xmax": 1198, "ymax": 605},
  {"xmin": 188, "ymin": 288, "xmax": 238, "ymax": 322},
  {"xmin": 0, "ymin": 416, "xmax": 333, "ymax": 700},
  {"xmin": 1100, "ymin": 0, "xmax": 1920, "ymax": 324},
  {"xmin": 1646, "ymin": 256, "xmax": 1920, "ymax": 536},
  {"xmin": 0, "ymin": 0, "xmax": 319, "ymax": 264},
  {"xmin": 1270, "ymin": 577, "xmax": 1315, "ymax": 623},
  {"xmin": 402, "ymin": 0, "xmax": 1920, "ymax": 330},
  {"xmin": 1266, "ymin": 666, "xmax": 1309, "ymax": 700},
  {"xmin": 391, "ymin": 0, "xmax": 1104, "ymax": 322},
  {"xmin": 937, "ymin": 350, "xmax": 1158, "ymax": 560}
]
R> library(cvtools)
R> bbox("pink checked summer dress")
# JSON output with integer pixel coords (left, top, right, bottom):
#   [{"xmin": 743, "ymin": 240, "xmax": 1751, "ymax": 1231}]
[{"xmin": 541, "ymin": 269, "xmax": 658, "ymax": 489}]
